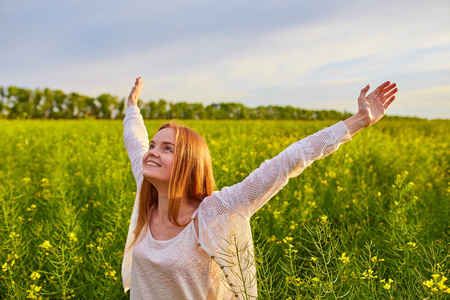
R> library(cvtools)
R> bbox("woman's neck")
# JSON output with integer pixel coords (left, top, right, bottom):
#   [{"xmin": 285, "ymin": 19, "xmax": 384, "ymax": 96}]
[{"xmin": 153, "ymin": 192, "xmax": 198, "ymax": 226}]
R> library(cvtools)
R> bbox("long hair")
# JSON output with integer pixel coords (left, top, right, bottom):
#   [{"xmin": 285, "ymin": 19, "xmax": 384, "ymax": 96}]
[{"xmin": 128, "ymin": 122, "xmax": 216, "ymax": 250}]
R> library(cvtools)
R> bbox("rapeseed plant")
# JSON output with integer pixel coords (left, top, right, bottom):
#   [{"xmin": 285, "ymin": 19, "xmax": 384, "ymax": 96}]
[{"xmin": 1, "ymin": 119, "xmax": 449, "ymax": 299}]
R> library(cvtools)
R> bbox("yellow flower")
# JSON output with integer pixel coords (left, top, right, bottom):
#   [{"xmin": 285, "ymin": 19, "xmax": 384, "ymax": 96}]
[
  {"xmin": 26, "ymin": 284, "xmax": 42, "ymax": 299},
  {"xmin": 267, "ymin": 235, "xmax": 276, "ymax": 243},
  {"xmin": 9, "ymin": 232, "xmax": 19, "ymax": 239},
  {"xmin": 381, "ymin": 278, "xmax": 393, "ymax": 290},
  {"xmin": 312, "ymin": 277, "xmax": 320, "ymax": 282},
  {"xmin": 39, "ymin": 240, "xmax": 52, "ymax": 250},
  {"xmin": 437, "ymin": 276, "xmax": 448, "ymax": 290},
  {"xmin": 371, "ymin": 256, "xmax": 377, "ymax": 262},
  {"xmin": 424, "ymin": 279, "xmax": 434, "ymax": 288},
  {"xmin": 40, "ymin": 178, "xmax": 50, "ymax": 187},
  {"xmin": 30, "ymin": 271, "xmax": 41, "ymax": 280},
  {"xmin": 283, "ymin": 236, "xmax": 293, "ymax": 244},
  {"xmin": 273, "ymin": 211, "xmax": 280, "ymax": 219},
  {"xmin": 319, "ymin": 215, "xmax": 328, "ymax": 224},
  {"xmin": 7, "ymin": 254, "xmax": 19, "ymax": 261},
  {"xmin": 289, "ymin": 221, "xmax": 298, "ymax": 230},
  {"xmin": 68, "ymin": 232, "xmax": 77, "ymax": 242},
  {"xmin": 362, "ymin": 269, "xmax": 377, "ymax": 279},
  {"xmin": 2, "ymin": 263, "xmax": 8, "ymax": 272},
  {"xmin": 338, "ymin": 253, "xmax": 350, "ymax": 264},
  {"xmin": 431, "ymin": 274, "xmax": 440, "ymax": 280},
  {"xmin": 311, "ymin": 257, "xmax": 318, "ymax": 262}
]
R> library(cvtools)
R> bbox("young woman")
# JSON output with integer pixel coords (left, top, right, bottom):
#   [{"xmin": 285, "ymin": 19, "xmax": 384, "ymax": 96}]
[{"xmin": 122, "ymin": 77, "xmax": 397, "ymax": 299}]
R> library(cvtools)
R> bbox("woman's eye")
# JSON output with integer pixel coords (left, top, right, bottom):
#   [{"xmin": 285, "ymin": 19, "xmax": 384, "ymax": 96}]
[
  {"xmin": 149, "ymin": 145, "xmax": 155, "ymax": 149},
  {"xmin": 165, "ymin": 147, "xmax": 173, "ymax": 152}
]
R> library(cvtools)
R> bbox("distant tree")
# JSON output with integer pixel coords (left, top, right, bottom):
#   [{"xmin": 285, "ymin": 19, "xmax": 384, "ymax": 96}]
[
  {"xmin": 7, "ymin": 86, "xmax": 33, "ymax": 119},
  {"xmin": 191, "ymin": 103, "xmax": 205, "ymax": 119},
  {"xmin": 29, "ymin": 89, "xmax": 44, "ymax": 118},
  {"xmin": 85, "ymin": 97, "xmax": 97, "ymax": 118},
  {"xmin": 68, "ymin": 92, "xmax": 90, "ymax": 118},
  {"xmin": 96, "ymin": 94, "xmax": 118, "ymax": 119},
  {"xmin": 1, "ymin": 85, "xmax": 365, "ymax": 121},
  {"xmin": 52, "ymin": 90, "xmax": 67, "ymax": 118},
  {"xmin": 0, "ymin": 86, "xmax": 8, "ymax": 117},
  {"xmin": 116, "ymin": 98, "xmax": 126, "ymax": 119},
  {"xmin": 41, "ymin": 88, "xmax": 54, "ymax": 118},
  {"xmin": 156, "ymin": 99, "xmax": 169, "ymax": 118},
  {"xmin": 168, "ymin": 102, "xmax": 182, "ymax": 119}
]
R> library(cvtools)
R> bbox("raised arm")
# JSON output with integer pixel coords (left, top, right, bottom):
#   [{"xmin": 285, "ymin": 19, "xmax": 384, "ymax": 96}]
[
  {"xmin": 212, "ymin": 121, "xmax": 351, "ymax": 218},
  {"xmin": 123, "ymin": 77, "xmax": 149, "ymax": 184},
  {"xmin": 212, "ymin": 81, "xmax": 398, "ymax": 218}
]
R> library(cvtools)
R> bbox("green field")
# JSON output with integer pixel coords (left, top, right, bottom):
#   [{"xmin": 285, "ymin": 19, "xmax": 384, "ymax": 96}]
[{"xmin": 1, "ymin": 119, "xmax": 449, "ymax": 299}]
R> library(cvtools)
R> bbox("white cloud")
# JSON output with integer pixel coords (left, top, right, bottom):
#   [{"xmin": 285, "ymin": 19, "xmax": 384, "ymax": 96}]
[{"xmin": 1, "ymin": 0, "xmax": 449, "ymax": 118}]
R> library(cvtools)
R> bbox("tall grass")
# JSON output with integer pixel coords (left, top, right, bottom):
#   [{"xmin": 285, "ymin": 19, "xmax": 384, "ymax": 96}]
[{"xmin": 1, "ymin": 119, "xmax": 449, "ymax": 299}]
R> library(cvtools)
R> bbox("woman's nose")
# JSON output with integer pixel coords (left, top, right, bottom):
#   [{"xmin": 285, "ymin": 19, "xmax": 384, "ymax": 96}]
[{"xmin": 148, "ymin": 148, "xmax": 160, "ymax": 157}]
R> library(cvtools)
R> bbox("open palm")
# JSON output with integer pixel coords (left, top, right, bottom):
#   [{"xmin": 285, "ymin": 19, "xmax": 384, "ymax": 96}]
[
  {"xmin": 358, "ymin": 81, "xmax": 398, "ymax": 126},
  {"xmin": 128, "ymin": 77, "xmax": 143, "ymax": 107}
]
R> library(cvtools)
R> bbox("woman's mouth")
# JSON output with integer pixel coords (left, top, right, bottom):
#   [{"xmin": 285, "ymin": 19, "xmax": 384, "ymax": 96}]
[{"xmin": 146, "ymin": 161, "xmax": 161, "ymax": 167}]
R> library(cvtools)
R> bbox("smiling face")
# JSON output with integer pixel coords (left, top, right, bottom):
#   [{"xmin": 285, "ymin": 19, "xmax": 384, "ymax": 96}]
[{"xmin": 142, "ymin": 127, "xmax": 176, "ymax": 191}]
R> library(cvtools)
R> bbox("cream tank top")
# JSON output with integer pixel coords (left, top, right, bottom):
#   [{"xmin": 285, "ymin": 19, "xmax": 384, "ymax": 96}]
[{"xmin": 130, "ymin": 208, "xmax": 234, "ymax": 300}]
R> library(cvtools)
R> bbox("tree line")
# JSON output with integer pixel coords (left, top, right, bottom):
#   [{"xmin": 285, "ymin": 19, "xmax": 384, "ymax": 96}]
[{"xmin": 0, "ymin": 85, "xmax": 353, "ymax": 120}]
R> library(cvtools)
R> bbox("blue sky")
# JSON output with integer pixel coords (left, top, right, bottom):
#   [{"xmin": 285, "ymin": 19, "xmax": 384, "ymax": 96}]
[{"xmin": 2, "ymin": 0, "xmax": 449, "ymax": 119}]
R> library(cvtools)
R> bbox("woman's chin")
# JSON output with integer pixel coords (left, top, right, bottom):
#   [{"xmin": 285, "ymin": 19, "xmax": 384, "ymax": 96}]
[{"xmin": 143, "ymin": 174, "xmax": 155, "ymax": 184}]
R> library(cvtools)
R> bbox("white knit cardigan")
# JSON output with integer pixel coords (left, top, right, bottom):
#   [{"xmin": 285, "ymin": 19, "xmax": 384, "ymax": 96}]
[{"xmin": 121, "ymin": 105, "xmax": 351, "ymax": 298}]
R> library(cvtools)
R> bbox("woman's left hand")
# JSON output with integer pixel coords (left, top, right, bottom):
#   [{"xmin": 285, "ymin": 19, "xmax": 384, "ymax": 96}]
[
  {"xmin": 344, "ymin": 81, "xmax": 398, "ymax": 136},
  {"xmin": 358, "ymin": 81, "xmax": 398, "ymax": 127}
]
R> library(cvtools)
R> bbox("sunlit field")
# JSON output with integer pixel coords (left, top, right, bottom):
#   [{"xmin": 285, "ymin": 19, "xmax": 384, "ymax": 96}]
[{"xmin": 1, "ymin": 119, "xmax": 449, "ymax": 299}]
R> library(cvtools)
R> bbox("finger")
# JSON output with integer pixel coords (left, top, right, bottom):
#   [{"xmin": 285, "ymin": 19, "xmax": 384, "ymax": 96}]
[
  {"xmin": 135, "ymin": 77, "xmax": 142, "ymax": 86},
  {"xmin": 381, "ymin": 83, "xmax": 397, "ymax": 95},
  {"xmin": 383, "ymin": 95, "xmax": 395, "ymax": 109},
  {"xmin": 374, "ymin": 81, "xmax": 390, "ymax": 95},
  {"xmin": 360, "ymin": 84, "xmax": 370, "ymax": 97},
  {"xmin": 382, "ymin": 88, "xmax": 398, "ymax": 102}
]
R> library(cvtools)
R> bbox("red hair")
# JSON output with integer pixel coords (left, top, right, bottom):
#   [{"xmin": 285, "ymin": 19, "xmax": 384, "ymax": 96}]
[{"xmin": 128, "ymin": 122, "xmax": 216, "ymax": 249}]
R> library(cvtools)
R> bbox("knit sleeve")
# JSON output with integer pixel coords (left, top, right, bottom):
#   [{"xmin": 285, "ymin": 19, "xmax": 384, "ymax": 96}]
[
  {"xmin": 123, "ymin": 105, "xmax": 149, "ymax": 185},
  {"xmin": 122, "ymin": 105, "xmax": 149, "ymax": 292},
  {"xmin": 214, "ymin": 121, "xmax": 351, "ymax": 218}
]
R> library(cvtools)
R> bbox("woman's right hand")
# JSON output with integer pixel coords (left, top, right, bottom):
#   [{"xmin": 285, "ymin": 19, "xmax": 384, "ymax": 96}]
[{"xmin": 128, "ymin": 77, "xmax": 143, "ymax": 107}]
